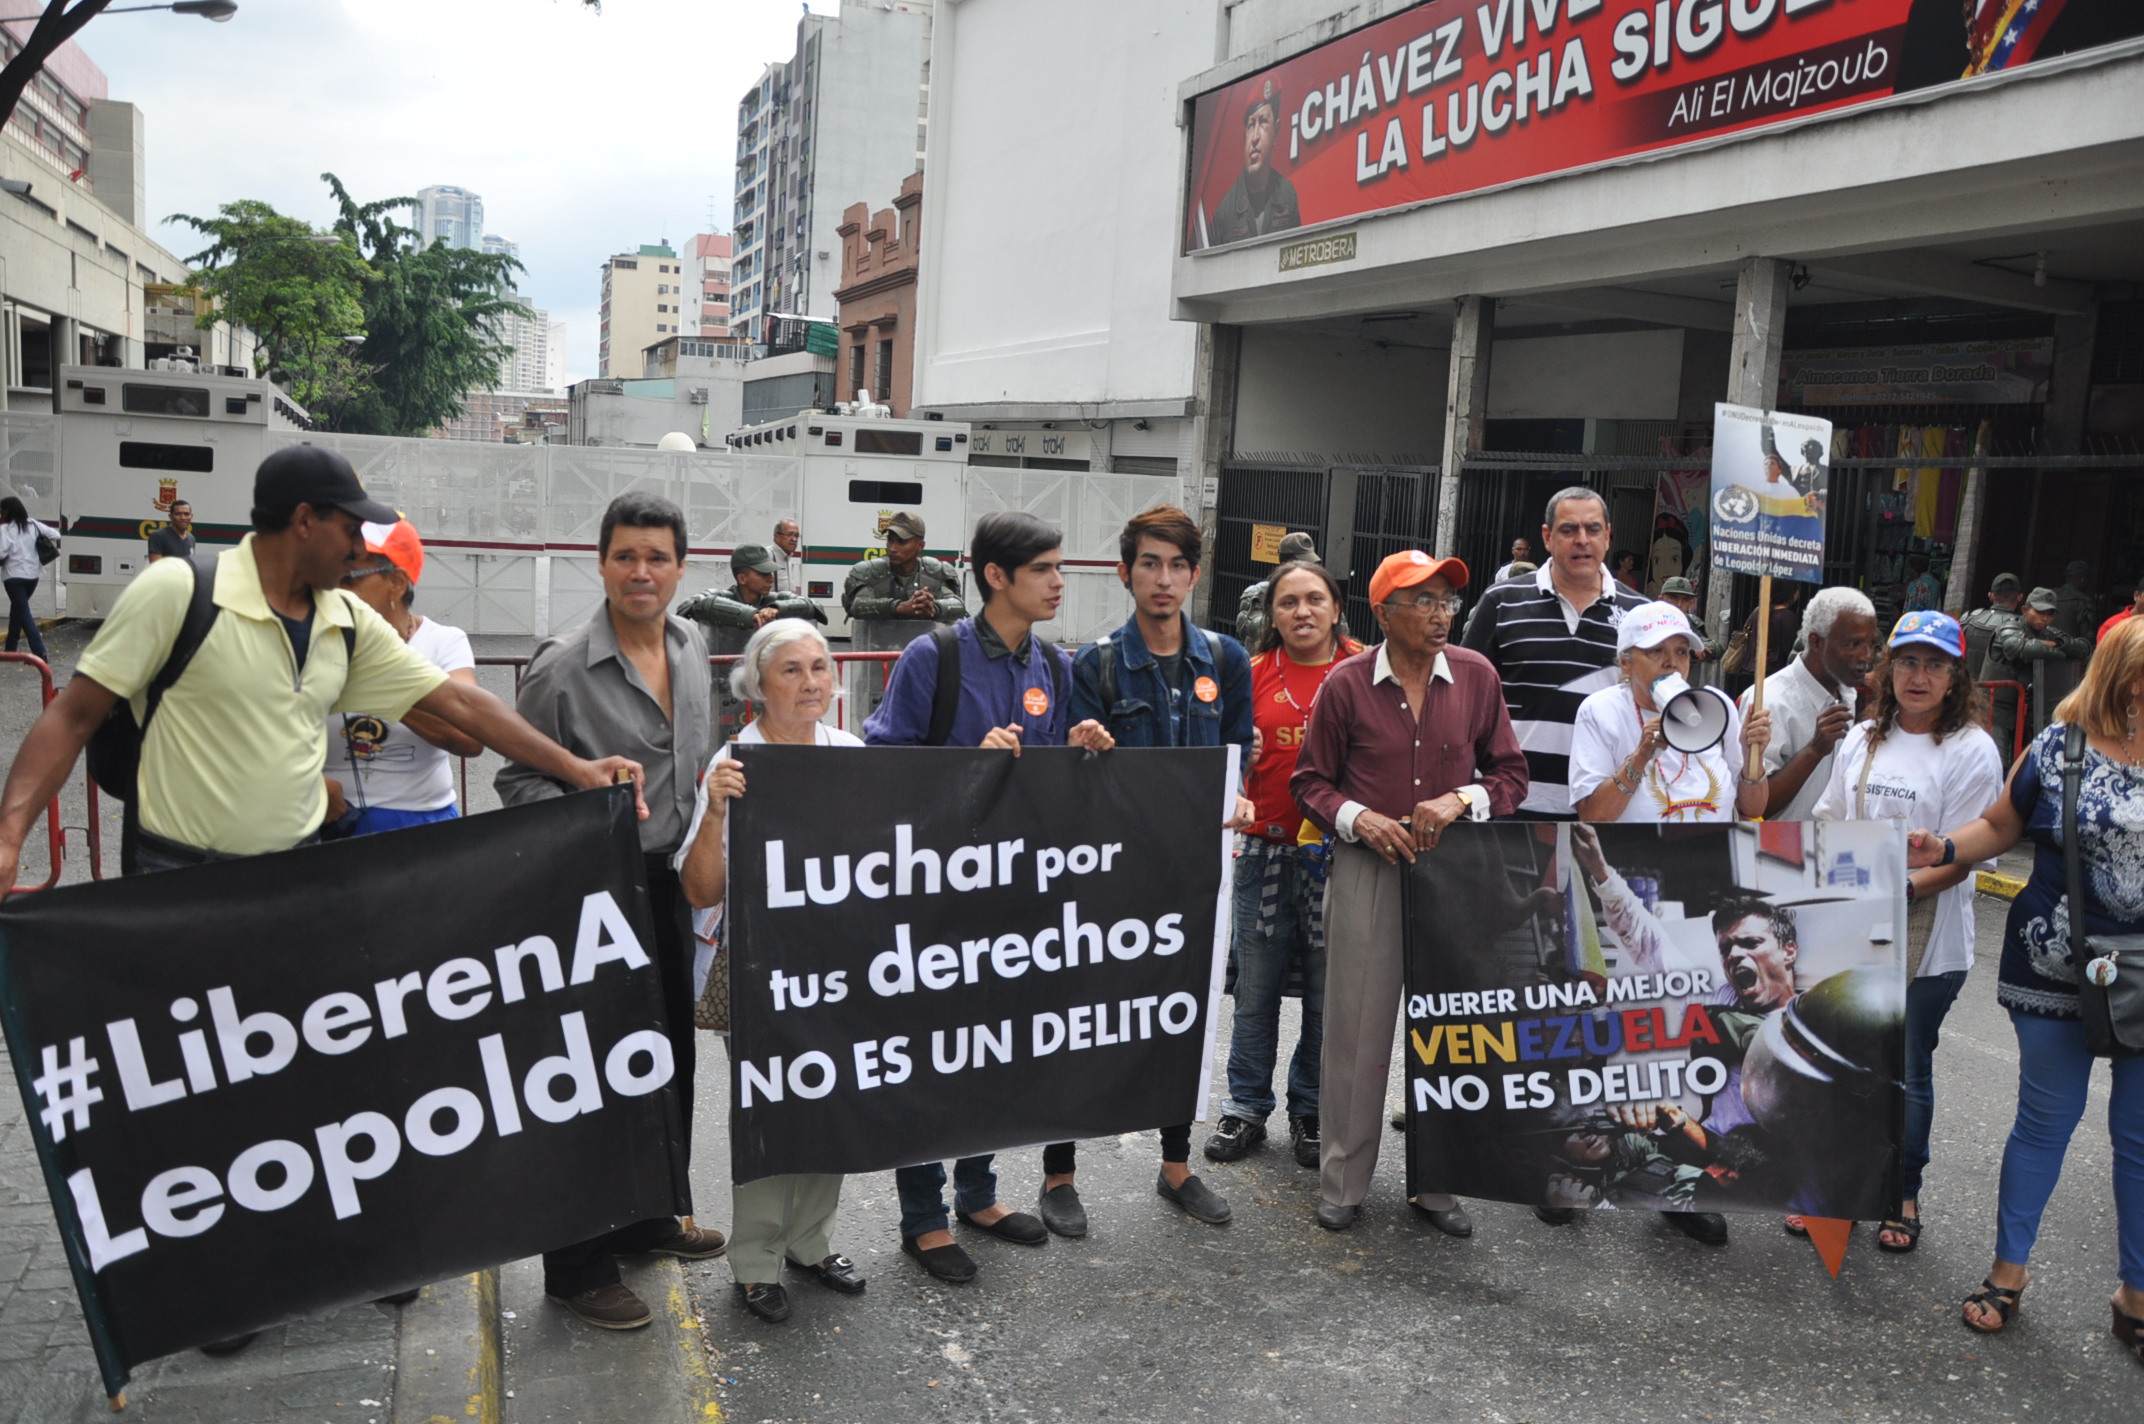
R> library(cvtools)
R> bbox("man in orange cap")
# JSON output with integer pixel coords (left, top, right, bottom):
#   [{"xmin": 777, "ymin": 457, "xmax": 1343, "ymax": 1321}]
[
  {"xmin": 324, "ymin": 519, "xmax": 484, "ymax": 836},
  {"xmin": 1291, "ymin": 550, "xmax": 1528, "ymax": 1234}
]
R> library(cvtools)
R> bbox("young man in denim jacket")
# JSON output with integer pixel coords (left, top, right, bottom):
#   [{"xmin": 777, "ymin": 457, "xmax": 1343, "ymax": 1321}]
[{"xmin": 1048, "ymin": 504, "xmax": 1254, "ymax": 1233}]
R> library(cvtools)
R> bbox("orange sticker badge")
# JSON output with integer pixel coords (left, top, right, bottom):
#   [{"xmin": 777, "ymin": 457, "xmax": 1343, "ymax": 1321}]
[
  {"xmin": 1194, "ymin": 676, "xmax": 1219, "ymax": 703},
  {"xmin": 1023, "ymin": 686, "xmax": 1050, "ymax": 717}
]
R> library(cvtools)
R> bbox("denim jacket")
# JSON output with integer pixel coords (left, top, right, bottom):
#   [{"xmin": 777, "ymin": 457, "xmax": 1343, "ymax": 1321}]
[{"xmin": 1070, "ymin": 611, "xmax": 1253, "ymax": 750}]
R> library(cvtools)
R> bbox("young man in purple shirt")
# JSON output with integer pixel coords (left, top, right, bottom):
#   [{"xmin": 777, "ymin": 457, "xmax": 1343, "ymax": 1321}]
[{"xmin": 864, "ymin": 511, "xmax": 1113, "ymax": 1285}]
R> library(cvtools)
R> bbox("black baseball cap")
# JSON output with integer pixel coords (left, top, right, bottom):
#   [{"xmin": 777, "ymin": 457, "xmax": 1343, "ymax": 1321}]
[{"xmin": 254, "ymin": 445, "xmax": 397, "ymax": 523}]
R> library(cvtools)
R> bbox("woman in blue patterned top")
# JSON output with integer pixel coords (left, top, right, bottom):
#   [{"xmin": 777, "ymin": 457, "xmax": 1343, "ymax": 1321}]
[{"xmin": 1908, "ymin": 616, "xmax": 2144, "ymax": 1363}]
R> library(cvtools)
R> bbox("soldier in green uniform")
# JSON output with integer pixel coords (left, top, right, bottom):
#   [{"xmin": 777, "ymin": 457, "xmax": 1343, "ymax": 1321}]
[
  {"xmin": 678, "ymin": 544, "xmax": 826, "ymax": 633},
  {"xmin": 1233, "ymin": 531, "xmax": 1319, "ymax": 646},
  {"xmin": 1209, "ymin": 78, "xmax": 1301, "ymax": 246},
  {"xmin": 842, "ymin": 511, "xmax": 965, "ymax": 626},
  {"xmin": 1983, "ymin": 585, "xmax": 2089, "ymax": 760}
]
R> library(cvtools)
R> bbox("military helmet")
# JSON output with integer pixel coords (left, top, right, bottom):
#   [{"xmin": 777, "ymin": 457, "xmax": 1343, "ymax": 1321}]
[{"xmin": 1739, "ymin": 966, "xmax": 1904, "ymax": 1138}]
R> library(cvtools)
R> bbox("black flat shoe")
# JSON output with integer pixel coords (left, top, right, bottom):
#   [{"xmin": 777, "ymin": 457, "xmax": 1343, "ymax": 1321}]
[
  {"xmin": 1316, "ymin": 1200, "xmax": 1360, "ymax": 1231},
  {"xmin": 1039, "ymin": 1183, "xmax": 1088, "ymax": 1238},
  {"xmin": 957, "ymin": 1208, "xmax": 1048, "ymax": 1245},
  {"xmin": 1414, "ymin": 1200, "xmax": 1473, "ymax": 1237},
  {"xmin": 792, "ymin": 1253, "xmax": 866, "ymax": 1294},
  {"xmin": 901, "ymin": 1235, "xmax": 978, "ymax": 1283},
  {"xmin": 1534, "ymin": 1206, "xmax": 1578, "ymax": 1226},
  {"xmin": 1662, "ymin": 1210, "xmax": 1728, "ymax": 1246},
  {"xmin": 734, "ymin": 1282, "xmax": 791, "ymax": 1323},
  {"xmin": 1156, "ymin": 1169, "xmax": 1231, "ymax": 1224}
]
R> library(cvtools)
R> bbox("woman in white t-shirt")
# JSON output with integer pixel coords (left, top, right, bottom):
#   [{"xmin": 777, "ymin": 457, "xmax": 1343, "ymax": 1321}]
[
  {"xmin": 676, "ymin": 618, "xmax": 864, "ymax": 1324},
  {"xmin": 0, "ymin": 495, "xmax": 60, "ymax": 662},
  {"xmin": 1569, "ymin": 600, "xmax": 1773, "ymax": 825},
  {"xmin": 1811, "ymin": 609, "xmax": 2004, "ymax": 1255},
  {"xmin": 325, "ymin": 520, "xmax": 480, "ymax": 834}
]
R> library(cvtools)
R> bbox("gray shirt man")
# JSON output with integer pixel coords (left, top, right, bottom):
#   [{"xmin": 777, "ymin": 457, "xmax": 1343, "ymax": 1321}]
[{"xmin": 496, "ymin": 604, "xmax": 711, "ymax": 855}]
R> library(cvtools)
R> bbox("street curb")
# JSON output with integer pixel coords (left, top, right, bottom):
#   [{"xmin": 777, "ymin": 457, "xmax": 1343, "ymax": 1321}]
[
  {"xmin": 655, "ymin": 1256, "xmax": 725, "ymax": 1422},
  {"xmin": 390, "ymin": 1269, "xmax": 501, "ymax": 1424},
  {"xmin": 1977, "ymin": 869, "xmax": 2026, "ymax": 901}
]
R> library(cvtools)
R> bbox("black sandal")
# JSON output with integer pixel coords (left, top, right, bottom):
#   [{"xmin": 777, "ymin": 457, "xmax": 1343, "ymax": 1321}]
[
  {"xmin": 1877, "ymin": 1214, "xmax": 1922, "ymax": 1254},
  {"xmin": 2113, "ymin": 1298, "xmax": 2144, "ymax": 1366},
  {"xmin": 1963, "ymin": 1277, "xmax": 2026, "ymax": 1335}
]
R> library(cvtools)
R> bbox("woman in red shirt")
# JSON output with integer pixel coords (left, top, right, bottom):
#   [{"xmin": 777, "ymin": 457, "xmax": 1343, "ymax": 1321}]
[{"xmin": 1204, "ymin": 560, "xmax": 1364, "ymax": 1170}]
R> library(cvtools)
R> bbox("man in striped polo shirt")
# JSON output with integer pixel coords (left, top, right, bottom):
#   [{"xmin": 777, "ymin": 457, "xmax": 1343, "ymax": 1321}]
[{"xmin": 1461, "ymin": 487, "xmax": 1644, "ymax": 819}]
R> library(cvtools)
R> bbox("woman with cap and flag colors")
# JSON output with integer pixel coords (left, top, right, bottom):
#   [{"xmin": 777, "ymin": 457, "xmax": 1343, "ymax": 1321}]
[
  {"xmin": 324, "ymin": 518, "xmax": 482, "ymax": 836},
  {"xmin": 1567, "ymin": 601, "xmax": 1773, "ymax": 826},
  {"xmin": 1810, "ymin": 610, "xmax": 2003, "ymax": 1256}
]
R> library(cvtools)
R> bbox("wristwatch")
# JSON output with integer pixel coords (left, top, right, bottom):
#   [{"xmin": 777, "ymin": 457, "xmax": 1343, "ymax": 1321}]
[{"xmin": 1452, "ymin": 788, "xmax": 1474, "ymax": 814}]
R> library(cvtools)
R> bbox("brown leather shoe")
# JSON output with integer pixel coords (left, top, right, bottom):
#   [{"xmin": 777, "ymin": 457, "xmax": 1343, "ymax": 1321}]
[
  {"xmin": 645, "ymin": 1223, "xmax": 728, "ymax": 1259},
  {"xmin": 546, "ymin": 1283, "xmax": 653, "ymax": 1331}
]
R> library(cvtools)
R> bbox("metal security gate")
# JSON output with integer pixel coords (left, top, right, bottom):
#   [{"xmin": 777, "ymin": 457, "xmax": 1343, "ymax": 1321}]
[
  {"xmin": 1340, "ymin": 466, "xmax": 1440, "ymax": 641},
  {"xmin": 1210, "ymin": 462, "xmax": 1328, "ymax": 636}
]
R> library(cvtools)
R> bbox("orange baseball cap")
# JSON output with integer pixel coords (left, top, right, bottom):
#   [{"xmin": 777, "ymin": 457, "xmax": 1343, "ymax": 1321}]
[
  {"xmin": 1368, "ymin": 549, "xmax": 1467, "ymax": 606},
  {"xmin": 361, "ymin": 518, "xmax": 424, "ymax": 586}
]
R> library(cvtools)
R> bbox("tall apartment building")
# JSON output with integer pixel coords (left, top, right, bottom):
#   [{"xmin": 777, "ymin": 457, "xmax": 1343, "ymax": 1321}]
[
  {"xmin": 730, "ymin": 0, "xmax": 933, "ymax": 342},
  {"xmin": 686, "ymin": 233, "xmax": 733, "ymax": 337},
  {"xmin": 491, "ymin": 298, "xmax": 553, "ymax": 395},
  {"xmin": 417, "ymin": 185, "xmax": 484, "ymax": 250},
  {"xmin": 482, "ymin": 234, "xmax": 519, "ymax": 261},
  {"xmin": 545, "ymin": 321, "xmax": 568, "ymax": 392},
  {"xmin": 597, "ymin": 242, "xmax": 688, "ymax": 377}
]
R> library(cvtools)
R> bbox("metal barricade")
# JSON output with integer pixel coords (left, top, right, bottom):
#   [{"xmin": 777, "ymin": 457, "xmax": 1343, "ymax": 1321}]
[{"xmin": 1, "ymin": 652, "xmax": 89, "ymax": 893}]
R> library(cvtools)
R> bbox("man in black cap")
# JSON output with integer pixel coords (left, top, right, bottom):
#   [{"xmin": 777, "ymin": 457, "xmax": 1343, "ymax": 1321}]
[
  {"xmin": 0, "ymin": 444, "xmax": 644, "ymax": 891},
  {"xmin": 1209, "ymin": 78, "xmax": 1301, "ymax": 246},
  {"xmin": 678, "ymin": 543, "xmax": 826, "ymax": 632},
  {"xmin": 1962, "ymin": 571, "xmax": 2024, "ymax": 688},
  {"xmin": 842, "ymin": 511, "xmax": 964, "ymax": 625}
]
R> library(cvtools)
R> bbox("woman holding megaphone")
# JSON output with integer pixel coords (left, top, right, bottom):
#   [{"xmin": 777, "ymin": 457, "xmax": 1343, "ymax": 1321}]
[{"xmin": 1568, "ymin": 601, "xmax": 1772, "ymax": 824}]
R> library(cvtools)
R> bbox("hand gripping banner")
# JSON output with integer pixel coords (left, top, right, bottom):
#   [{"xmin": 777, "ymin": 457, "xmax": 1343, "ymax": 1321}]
[
  {"xmin": 1402, "ymin": 820, "xmax": 1906, "ymax": 1223},
  {"xmin": 723, "ymin": 746, "xmax": 1236, "ymax": 1182},
  {"xmin": 0, "ymin": 788, "xmax": 686, "ymax": 1398}
]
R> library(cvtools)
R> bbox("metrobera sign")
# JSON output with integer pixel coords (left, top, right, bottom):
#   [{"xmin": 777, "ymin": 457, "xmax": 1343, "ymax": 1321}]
[{"xmin": 1184, "ymin": 0, "xmax": 2143, "ymax": 251}]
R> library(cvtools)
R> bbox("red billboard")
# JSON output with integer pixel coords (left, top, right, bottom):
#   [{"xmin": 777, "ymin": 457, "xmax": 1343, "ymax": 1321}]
[{"xmin": 1184, "ymin": 0, "xmax": 2143, "ymax": 251}]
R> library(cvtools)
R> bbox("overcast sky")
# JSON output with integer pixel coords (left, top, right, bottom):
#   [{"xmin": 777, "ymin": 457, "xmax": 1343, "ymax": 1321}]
[{"xmin": 79, "ymin": 0, "xmax": 831, "ymax": 382}]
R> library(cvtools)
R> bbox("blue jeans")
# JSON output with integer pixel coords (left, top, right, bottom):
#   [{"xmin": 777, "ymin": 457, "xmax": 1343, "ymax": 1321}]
[
  {"xmin": 1222, "ymin": 837, "xmax": 1326, "ymax": 1123},
  {"xmin": 1994, "ymin": 1009, "xmax": 2144, "ymax": 1289},
  {"xmin": 895, "ymin": 1156, "xmax": 996, "ymax": 1240},
  {"xmin": 1902, "ymin": 970, "xmax": 1968, "ymax": 1201},
  {"xmin": 4, "ymin": 577, "xmax": 45, "ymax": 660},
  {"xmin": 349, "ymin": 803, "xmax": 459, "ymax": 836}
]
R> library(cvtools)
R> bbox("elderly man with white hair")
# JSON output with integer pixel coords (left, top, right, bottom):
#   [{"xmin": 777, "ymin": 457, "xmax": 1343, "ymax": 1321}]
[{"xmin": 1736, "ymin": 585, "xmax": 1880, "ymax": 822}]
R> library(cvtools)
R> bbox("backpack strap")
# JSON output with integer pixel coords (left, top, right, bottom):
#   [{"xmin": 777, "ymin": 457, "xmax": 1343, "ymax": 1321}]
[
  {"xmin": 141, "ymin": 557, "xmax": 223, "ymax": 736},
  {"xmin": 1096, "ymin": 633, "xmax": 1116, "ymax": 714},
  {"xmin": 925, "ymin": 622, "xmax": 963, "ymax": 747},
  {"xmin": 1050, "ymin": 641, "xmax": 1069, "ymax": 733}
]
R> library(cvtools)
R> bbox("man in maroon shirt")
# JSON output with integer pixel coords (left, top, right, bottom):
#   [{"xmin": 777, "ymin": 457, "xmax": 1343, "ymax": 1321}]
[{"xmin": 1291, "ymin": 550, "xmax": 1528, "ymax": 1233}]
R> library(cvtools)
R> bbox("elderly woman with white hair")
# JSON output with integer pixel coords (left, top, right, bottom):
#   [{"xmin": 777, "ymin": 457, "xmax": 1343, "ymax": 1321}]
[
  {"xmin": 1568, "ymin": 600, "xmax": 1772, "ymax": 824},
  {"xmin": 677, "ymin": 617, "xmax": 866, "ymax": 1323},
  {"xmin": 1738, "ymin": 584, "xmax": 1880, "ymax": 822}
]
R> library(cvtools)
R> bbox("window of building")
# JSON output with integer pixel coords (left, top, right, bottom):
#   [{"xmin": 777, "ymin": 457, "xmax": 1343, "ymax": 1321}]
[
  {"xmin": 875, "ymin": 339, "xmax": 894, "ymax": 401},
  {"xmin": 848, "ymin": 341, "xmax": 865, "ymax": 394}
]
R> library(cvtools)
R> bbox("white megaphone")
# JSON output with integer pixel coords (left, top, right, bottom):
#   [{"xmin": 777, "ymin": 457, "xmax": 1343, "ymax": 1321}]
[{"xmin": 1651, "ymin": 672, "xmax": 1729, "ymax": 752}]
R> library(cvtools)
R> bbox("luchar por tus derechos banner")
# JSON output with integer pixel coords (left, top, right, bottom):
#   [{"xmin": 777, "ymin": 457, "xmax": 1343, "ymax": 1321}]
[{"xmin": 1183, "ymin": 0, "xmax": 2144, "ymax": 251}]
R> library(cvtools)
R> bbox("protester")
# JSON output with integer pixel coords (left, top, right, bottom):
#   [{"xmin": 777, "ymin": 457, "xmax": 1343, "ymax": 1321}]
[
  {"xmin": 146, "ymin": 500, "xmax": 196, "ymax": 563},
  {"xmin": 1739, "ymin": 586, "xmax": 1877, "ymax": 822},
  {"xmin": 1811, "ymin": 611, "xmax": 2002, "ymax": 1254},
  {"xmin": 0, "ymin": 495, "xmax": 59, "ymax": 663},
  {"xmin": 680, "ymin": 545, "xmax": 826, "ymax": 633},
  {"xmin": 1208, "ymin": 560, "xmax": 1363, "ymax": 1173},
  {"xmin": 1903, "ymin": 553, "xmax": 1942, "ymax": 613},
  {"xmin": 841, "ymin": 511, "xmax": 964, "ymax": 626},
  {"xmin": 497, "ymin": 491, "xmax": 729, "ymax": 1332},
  {"xmin": 1564, "ymin": 600, "xmax": 1769, "ymax": 1245},
  {"xmin": 1292, "ymin": 550, "xmax": 1528, "ymax": 1235},
  {"xmin": 1906, "ymin": 616, "xmax": 2144, "ymax": 1353},
  {"xmin": 1610, "ymin": 549, "xmax": 1641, "ymax": 593},
  {"xmin": 323, "ymin": 519, "xmax": 481, "ymax": 835},
  {"xmin": 1235, "ymin": 531, "xmax": 1318, "ymax": 646},
  {"xmin": 1737, "ymin": 582, "xmax": 1805, "ymax": 685},
  {"xmin": 2055, "ymin": 559, "xmax": 2096, "ymax": 641},
  {"xmin": 771, "ymin": 517, "xmax": 805, "ymax": 595},
  {"xmin": 0, "ymin": 448, "xmax": 647, "ymax": 1350},
  {"xmin": 1984, "ymin": 587, "xmax": 2090, "ymax": 762},
  {"xmin": 1963, "ymin": 572, "xmax": 2025, "ymax": 685},
  {"xmin": 863, "ymin": 510, "xmax": 1114, "ymax": 1281},
  {"xmin": 677, "ymin": 619, "xmax": 866, "ymax": 1323},
  {"xmin": 1492, "ymin": 537, "xmax": 1531, "ymax": 585},
  {"xmin": 2099, "ymin": 574, "xmax": 2144, "ymax": 644},
  {"xmin": 1063, "ymin": 504, "xmax": 1252, "ymax": 1229},
  {"xmin": 1462, "ymin": 487, "xmax": 1645, "ymax": 818}
]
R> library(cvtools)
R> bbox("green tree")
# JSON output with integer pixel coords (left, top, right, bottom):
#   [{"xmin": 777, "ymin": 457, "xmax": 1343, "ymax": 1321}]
[{"xmin": 169, "ymin": 199, "xmax": 371, "ymax": 417}]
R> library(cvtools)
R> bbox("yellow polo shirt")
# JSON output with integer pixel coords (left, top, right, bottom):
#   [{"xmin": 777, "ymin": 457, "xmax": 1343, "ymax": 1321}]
[{"xmin": 77, "ymin": 535, "xmax": 449, "ymax": 854}]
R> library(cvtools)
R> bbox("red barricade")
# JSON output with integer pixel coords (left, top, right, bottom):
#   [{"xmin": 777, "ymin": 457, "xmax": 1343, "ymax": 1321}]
[
  {"xmin": 0, "ymin": 652, "xmax": 79, "ymax": 893},
  {"xmin": 1978, "ymin": 680, "xmax": 2029, "ymax": 764}
]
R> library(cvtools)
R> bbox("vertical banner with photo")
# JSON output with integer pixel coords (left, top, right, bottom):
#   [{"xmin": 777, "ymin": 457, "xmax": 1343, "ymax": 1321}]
[
  {"xmin": 1709, "ymin": 403, "xmax": 1834, "ymax": 583},
  {"xmin": 1402, "ymin": 821, "xmax": 1905, "ymax": 1222}
]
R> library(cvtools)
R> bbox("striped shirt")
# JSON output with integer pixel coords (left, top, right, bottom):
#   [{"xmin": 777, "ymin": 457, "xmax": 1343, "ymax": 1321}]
[{"xmin": 1460, "ymin": 565, "xmax": 1644, "ymax": 815}]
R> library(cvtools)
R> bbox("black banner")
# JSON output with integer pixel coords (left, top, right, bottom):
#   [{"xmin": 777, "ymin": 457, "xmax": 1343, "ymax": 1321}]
[
  {"xmin": 0, "ymin": 789, "xmax": 687, "ymax": 1395},
  {"xmin": 725, "ymin": 746, "xmax": 1234, "ymax": 1181},
  {"xmin": 1403, "ymin": 821, "xmax": 1905, "ymax": 1221}
]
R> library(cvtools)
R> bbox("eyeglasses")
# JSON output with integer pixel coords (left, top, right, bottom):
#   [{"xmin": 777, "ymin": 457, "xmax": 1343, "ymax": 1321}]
[
  {"xmin": 1891, "ymin": 655, "xmax": 1955, "ymax": 677},
  {"xmin": 343, "ymin": 563, "xmax": 395, "ymax": 582},
  {"xmin": 1384, "ymin": 594, "xmax": 1462, "ymax": 613}
]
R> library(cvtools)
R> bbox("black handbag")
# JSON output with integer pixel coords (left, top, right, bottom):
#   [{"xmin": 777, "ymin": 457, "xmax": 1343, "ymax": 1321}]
[{"xmin": 2059, "ymin": 724, "xmax": 2144, "ymax": 1057}]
